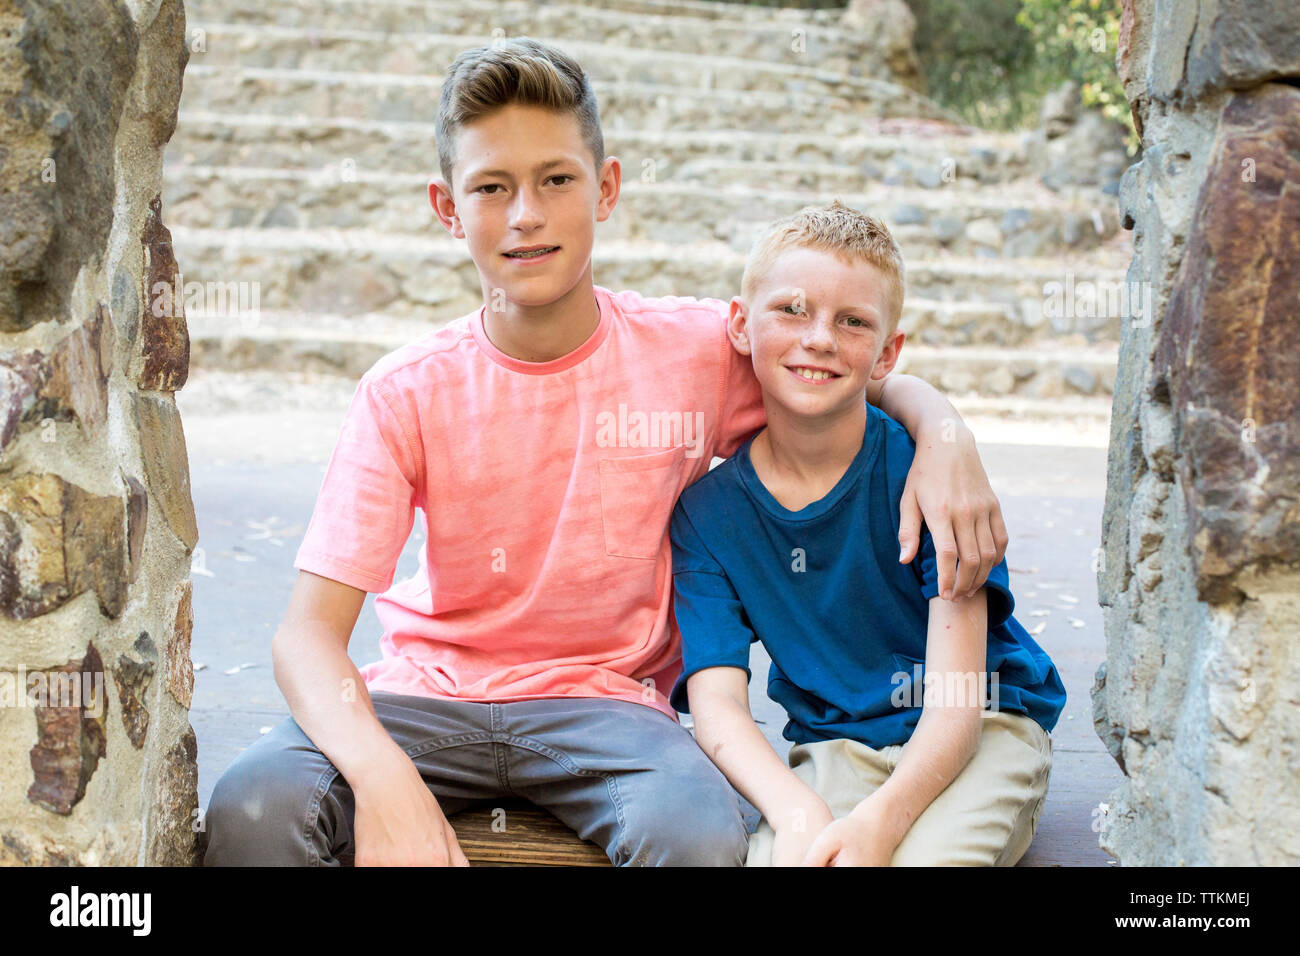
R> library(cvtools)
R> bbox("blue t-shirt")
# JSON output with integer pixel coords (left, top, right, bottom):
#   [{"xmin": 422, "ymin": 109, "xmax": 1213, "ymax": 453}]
[{"xmin": 668, "ymin": 405, "xmax": 1067, "ymax": 749}]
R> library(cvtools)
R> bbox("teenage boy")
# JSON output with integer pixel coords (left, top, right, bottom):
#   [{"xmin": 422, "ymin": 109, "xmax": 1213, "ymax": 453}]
[
  {"xmin": 671, "ymin": 201, "xmax": 1066, "ymax": 866},
  {"xmin": 202, "ymin": 38, "xmax": 1010, "ymax": 867}
]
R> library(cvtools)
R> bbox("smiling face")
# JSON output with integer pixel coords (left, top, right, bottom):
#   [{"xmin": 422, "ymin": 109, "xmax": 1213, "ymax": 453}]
[
  {"xmin": 729, "ymin": 245, "xmax": 905, "ymax": 423},
  {"xmin": 429, "ymin": 102, "xmax": 619, "ymax": 310}
]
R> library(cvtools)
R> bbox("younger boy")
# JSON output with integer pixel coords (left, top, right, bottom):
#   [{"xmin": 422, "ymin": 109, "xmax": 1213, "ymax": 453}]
[{"xmin": 670, "ymin": 200, "xmax": 1067, "ymax": 866}]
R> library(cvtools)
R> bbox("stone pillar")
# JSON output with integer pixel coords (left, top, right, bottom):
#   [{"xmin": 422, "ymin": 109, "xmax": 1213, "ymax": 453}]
[
  {"xmin": 0, "ymin": 0, "xmax": 198, "ymax": 865},
  {"xmin": 1093, "ymin": 0, "xmax": 1300, "ymax": 865}
]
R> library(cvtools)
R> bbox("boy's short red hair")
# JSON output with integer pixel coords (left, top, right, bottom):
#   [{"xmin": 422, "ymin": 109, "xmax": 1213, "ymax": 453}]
[{"xmin": 741, "ymin": 199, "xmax": 906, "ymax": 330}]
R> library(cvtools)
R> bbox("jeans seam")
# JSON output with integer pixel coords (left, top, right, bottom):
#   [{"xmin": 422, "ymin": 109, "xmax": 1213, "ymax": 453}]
[
  {"xmin": 496, "ymin": 734, "xmax": 629, "ymax": 864},
  {"xmin": 304, "ymin": 764, "xmax": 339, "ymax": 867},
  {"xmin": 402, "ymin": 732, "xmax": 495, "ymax": 758},
  {"xmin": 490, "ymin": 704, "xmax": 513, "ymax": 792}
]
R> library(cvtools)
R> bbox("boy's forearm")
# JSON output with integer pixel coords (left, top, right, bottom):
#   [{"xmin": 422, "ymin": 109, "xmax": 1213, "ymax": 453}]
[
  {"xmin": 869, "ymin": 373, "xmax": 970, "ymax": 444},
  {"xmin": 855, "ymin": 588, "xmax": 989, "ymax": 849},
  {"xmin": 691, "ymin": 697, "xmax": 826, "ymax": 827},
  {"xmin": 272, "ymin": 624, "xmax": 412, "ymax": 794},
  {"xmin": 853, "ymin": 708, "xmax": 982, "ymax": 848}
]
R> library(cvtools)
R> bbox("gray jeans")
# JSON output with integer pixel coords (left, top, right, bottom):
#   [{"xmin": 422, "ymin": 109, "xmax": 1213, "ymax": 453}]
[{"xmin": 201, "ymin": 691, "xmax": 749, "ymax": 866}]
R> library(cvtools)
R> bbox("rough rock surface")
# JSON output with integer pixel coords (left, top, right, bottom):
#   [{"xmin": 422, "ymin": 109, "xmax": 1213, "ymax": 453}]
[
  {"xmin": 1093, "ymin": 0, "xmax": 1300, "ymax": 865},
  {"xmin": 1026, "ymin": 82, "xmax": 1131, "ymax": 195},
  {"xmin": 0, "ymin": 0, "xmax": 198, "ymax": 866}
]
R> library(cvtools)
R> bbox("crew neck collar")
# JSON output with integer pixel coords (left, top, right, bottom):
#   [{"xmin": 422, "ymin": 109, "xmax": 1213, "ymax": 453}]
[
  {"xmin": 471, "ymin": 285, "xmax": 612, "ymax": 374},
  {"xmin": 736, "ymin": 408, "xmax": 881, "ymax": 522}
]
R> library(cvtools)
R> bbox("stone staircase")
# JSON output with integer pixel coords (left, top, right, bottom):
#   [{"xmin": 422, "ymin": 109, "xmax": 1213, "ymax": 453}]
[{"xmin": 166, "ymin": 0, "xmax": 1130, "ymax": 420}]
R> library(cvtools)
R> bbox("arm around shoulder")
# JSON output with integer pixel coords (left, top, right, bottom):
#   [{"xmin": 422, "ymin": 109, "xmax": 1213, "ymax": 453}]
[{"xmin": 873, "ymin": 373, "xmax": 1009, "ymax": 600}]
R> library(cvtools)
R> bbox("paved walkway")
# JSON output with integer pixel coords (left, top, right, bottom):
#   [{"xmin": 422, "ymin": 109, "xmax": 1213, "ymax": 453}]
[{"xmin": 178, "ymin": 370, "xmax": 1121, "ymax": 865}]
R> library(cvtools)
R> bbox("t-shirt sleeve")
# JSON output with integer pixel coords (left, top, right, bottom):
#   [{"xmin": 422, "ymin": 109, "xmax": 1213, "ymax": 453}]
[
  {"xmin": 293, "ymin": 375, "xmax": 421, "ymax": 593},
  {"xmin": 914, "ymin": 524, "xmax": 1016, "ymax": 628},
  {"xmin": 668, "ymin": 500, "xmax": 756, "ymax": 712},
  {"xmin": 711, "ymin": 304, "xmax": 766, "ymax": 459}
]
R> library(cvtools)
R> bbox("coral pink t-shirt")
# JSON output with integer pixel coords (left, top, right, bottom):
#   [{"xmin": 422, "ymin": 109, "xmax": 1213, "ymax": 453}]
[{"xmin": 293, "ymin": 285, "xmax": 765, "ymax": 720}]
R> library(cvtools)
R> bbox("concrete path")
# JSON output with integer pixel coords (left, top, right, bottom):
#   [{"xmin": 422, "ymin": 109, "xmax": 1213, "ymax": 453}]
[{"xmin": 178, "ymin": 369, "xmax": 1121, "ymax": 865}]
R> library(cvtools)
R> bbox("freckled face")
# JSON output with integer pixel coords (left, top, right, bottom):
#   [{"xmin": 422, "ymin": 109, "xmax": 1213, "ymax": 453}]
[{"xmin": 738, "ymin": 247, "xmax": 899, "ymax": 420}]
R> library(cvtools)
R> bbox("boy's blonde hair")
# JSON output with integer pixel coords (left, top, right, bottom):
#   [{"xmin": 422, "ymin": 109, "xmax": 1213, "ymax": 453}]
[
  {"xmin": 741, "ymin": 199, "xmax": 906, "ymax": 329},
  {"xmin": 435, "ymin": 37, "xmax": 605, "ymax": 192}
]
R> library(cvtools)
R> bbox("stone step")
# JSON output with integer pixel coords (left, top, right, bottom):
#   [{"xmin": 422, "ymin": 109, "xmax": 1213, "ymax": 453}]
[
  {"xmin": 165, "ymin": 228, "xmax": 1131, "ymax": 338},
  {"xmin": 162, "ymin": 164, "xmax": 1120, "ymax": 257},
  {"xmin": 183, "ymin": 307, "xmax": 1119, "ymax": 398},
  {"xmin": 895, "ymin": 344, "xmax": 1117, "ymax": 399},
  {"xmin": 185, "ymin": 0, "xmax": 879, "ymax": 75},
  {"xmin": 178, "ymin": 64, "xmax": 953, "ymax": 131},
  {"xmin": 949, "ymin": 394, "xmax": 1113, "ymax": 426},
  {"xmin": 170, "ymin": 111, "xmax": 1029, "ymax": 188},
  {"xmin": 186, "ymin": 22, "xmax": 911, "ymax": 101},
  {"xmin": 189, "ymin": 0, "xmax": 851, "ymax": 29},
  {"xmin": 903, "ymin": 300, "xmax": 1122, "ymax": 348}
]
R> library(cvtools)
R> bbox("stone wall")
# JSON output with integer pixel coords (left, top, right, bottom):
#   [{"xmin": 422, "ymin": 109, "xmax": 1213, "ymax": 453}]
[
  {"xmin": 0, "ymin": 0, "xmax": 198, "ymax": 865},
  {"xmin": 1093, "ymin": 0, "xmax": 1299, "ymax": 864}
]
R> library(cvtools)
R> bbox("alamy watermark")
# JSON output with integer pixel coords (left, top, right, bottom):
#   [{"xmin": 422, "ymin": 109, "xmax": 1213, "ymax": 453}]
[
  {"xmin": 147, "ymin": 273, "xmax": 261, "ymax": 329},
  {"xmin": 890, "ymin": 666, "xmax": 1001, "ymax": 711},
  {"xmin": 0, "ymin": 666, "xmax": 105, "ymax": 717},
  {"xmin": 1042, "ymin": 272, "xmax": 1153, "ymax": 328},
  {"xmin": 49, "ymin": 886, "xmax": 150, "ymax": 936},
  {"xmin": 595, "ymin": 403, "xmax": 707, "ymax": 459}
]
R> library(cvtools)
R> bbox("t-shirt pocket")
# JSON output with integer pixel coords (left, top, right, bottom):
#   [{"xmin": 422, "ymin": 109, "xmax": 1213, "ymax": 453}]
[{"xmin": 597, "ymin": 446, "xmax": 686, "ymax": 559}]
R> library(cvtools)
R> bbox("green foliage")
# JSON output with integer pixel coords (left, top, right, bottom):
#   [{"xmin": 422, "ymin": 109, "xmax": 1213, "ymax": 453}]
[
  {"xmin": 907, "ymin": 0, "xmax": 1043, "ymax": 130},
  {"xmin": 718, "ymin": 0, "xmax": 1135, "ymax": 149},
  {"xmin": 910, "ymin": 0, "xmax": 1133, "ymax": 145},
  {"xmin": 1017, "ymin": 0, "xmax": 1134, "ymax": 147}
]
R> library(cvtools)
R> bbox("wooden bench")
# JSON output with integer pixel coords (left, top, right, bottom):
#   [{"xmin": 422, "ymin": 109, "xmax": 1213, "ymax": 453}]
[{"xmin": 448, "ymin": 799, "xmax": 611, "ymax": 866}]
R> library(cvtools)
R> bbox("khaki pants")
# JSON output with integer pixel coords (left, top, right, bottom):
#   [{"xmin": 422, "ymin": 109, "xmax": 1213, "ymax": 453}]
[{"xmin": 746, "ymin": 709, "xmax": 1052, "ymax": 866}]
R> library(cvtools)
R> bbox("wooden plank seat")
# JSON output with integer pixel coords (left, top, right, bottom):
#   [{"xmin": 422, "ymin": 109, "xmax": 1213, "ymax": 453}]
[{"xmin": 448, "ymin": 798, "xmax": 612, "ymax": 867}]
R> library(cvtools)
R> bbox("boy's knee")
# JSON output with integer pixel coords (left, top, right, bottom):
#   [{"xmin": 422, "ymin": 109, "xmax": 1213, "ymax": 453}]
[
  {"xmin": 620, "ymin": 776, "xmax": 749, "ymax": 866},
  {"xmin": 890, "ymin": 803, "xmax": 1032, "ymax": 867},
  {"xmin": 203, "ymin": 759, "xmax": 290, "ymax": 865},
  {"xmin": 626, "ymin": 805, "xmax": 747, "ymax": 866},
  {"xmin": 665, "ymin": 813, "xmax": 748, "ymax": 867},
  {"xmin": 202, "ymin": 728, "xmax": 333, "ymax": 866}
]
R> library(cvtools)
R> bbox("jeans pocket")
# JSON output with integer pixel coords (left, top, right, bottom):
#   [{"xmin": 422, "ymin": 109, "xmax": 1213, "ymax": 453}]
[{"xmin": 597, "ymin": 446, "xmax": 685, "ymax": 559}]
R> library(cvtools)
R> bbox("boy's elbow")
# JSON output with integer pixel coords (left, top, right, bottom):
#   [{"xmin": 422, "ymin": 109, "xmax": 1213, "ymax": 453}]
[
  {"xmin": 925, "ymin": 704, "xmax": 983, "ymax": 760},
  {"xmin": 696, "ymin": 690, "xmax": 751, "ymax": 725},
  {"xmin": 957, "ymin": 710, "xmax": 983, "ymax": 762},
  {"xmin": 686, "ymin": 686, "xmax": 749, "ymax": 741},
  {"xmin": 270, "ymin": 630, "xmax": 297, "ymax": 691},
  {"xmin": 685, "ymin": 667, "xmax": 750, "ymax": 713}
]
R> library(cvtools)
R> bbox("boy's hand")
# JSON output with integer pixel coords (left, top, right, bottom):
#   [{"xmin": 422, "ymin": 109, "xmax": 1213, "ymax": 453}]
[
  {"xmin": 898, "ymin": 426, "xmax": 1007, "ymax": 601},
  {"xmin": 802, "ymin": 811, "xmax": 895, "ymax": 867},
  {"xmin": 352, "ymin": 753, "xmax": 470, "ymax": 867},
  {"xmin": 770, "ymin": 800, "xmax": 835, "ymax": 867}
]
